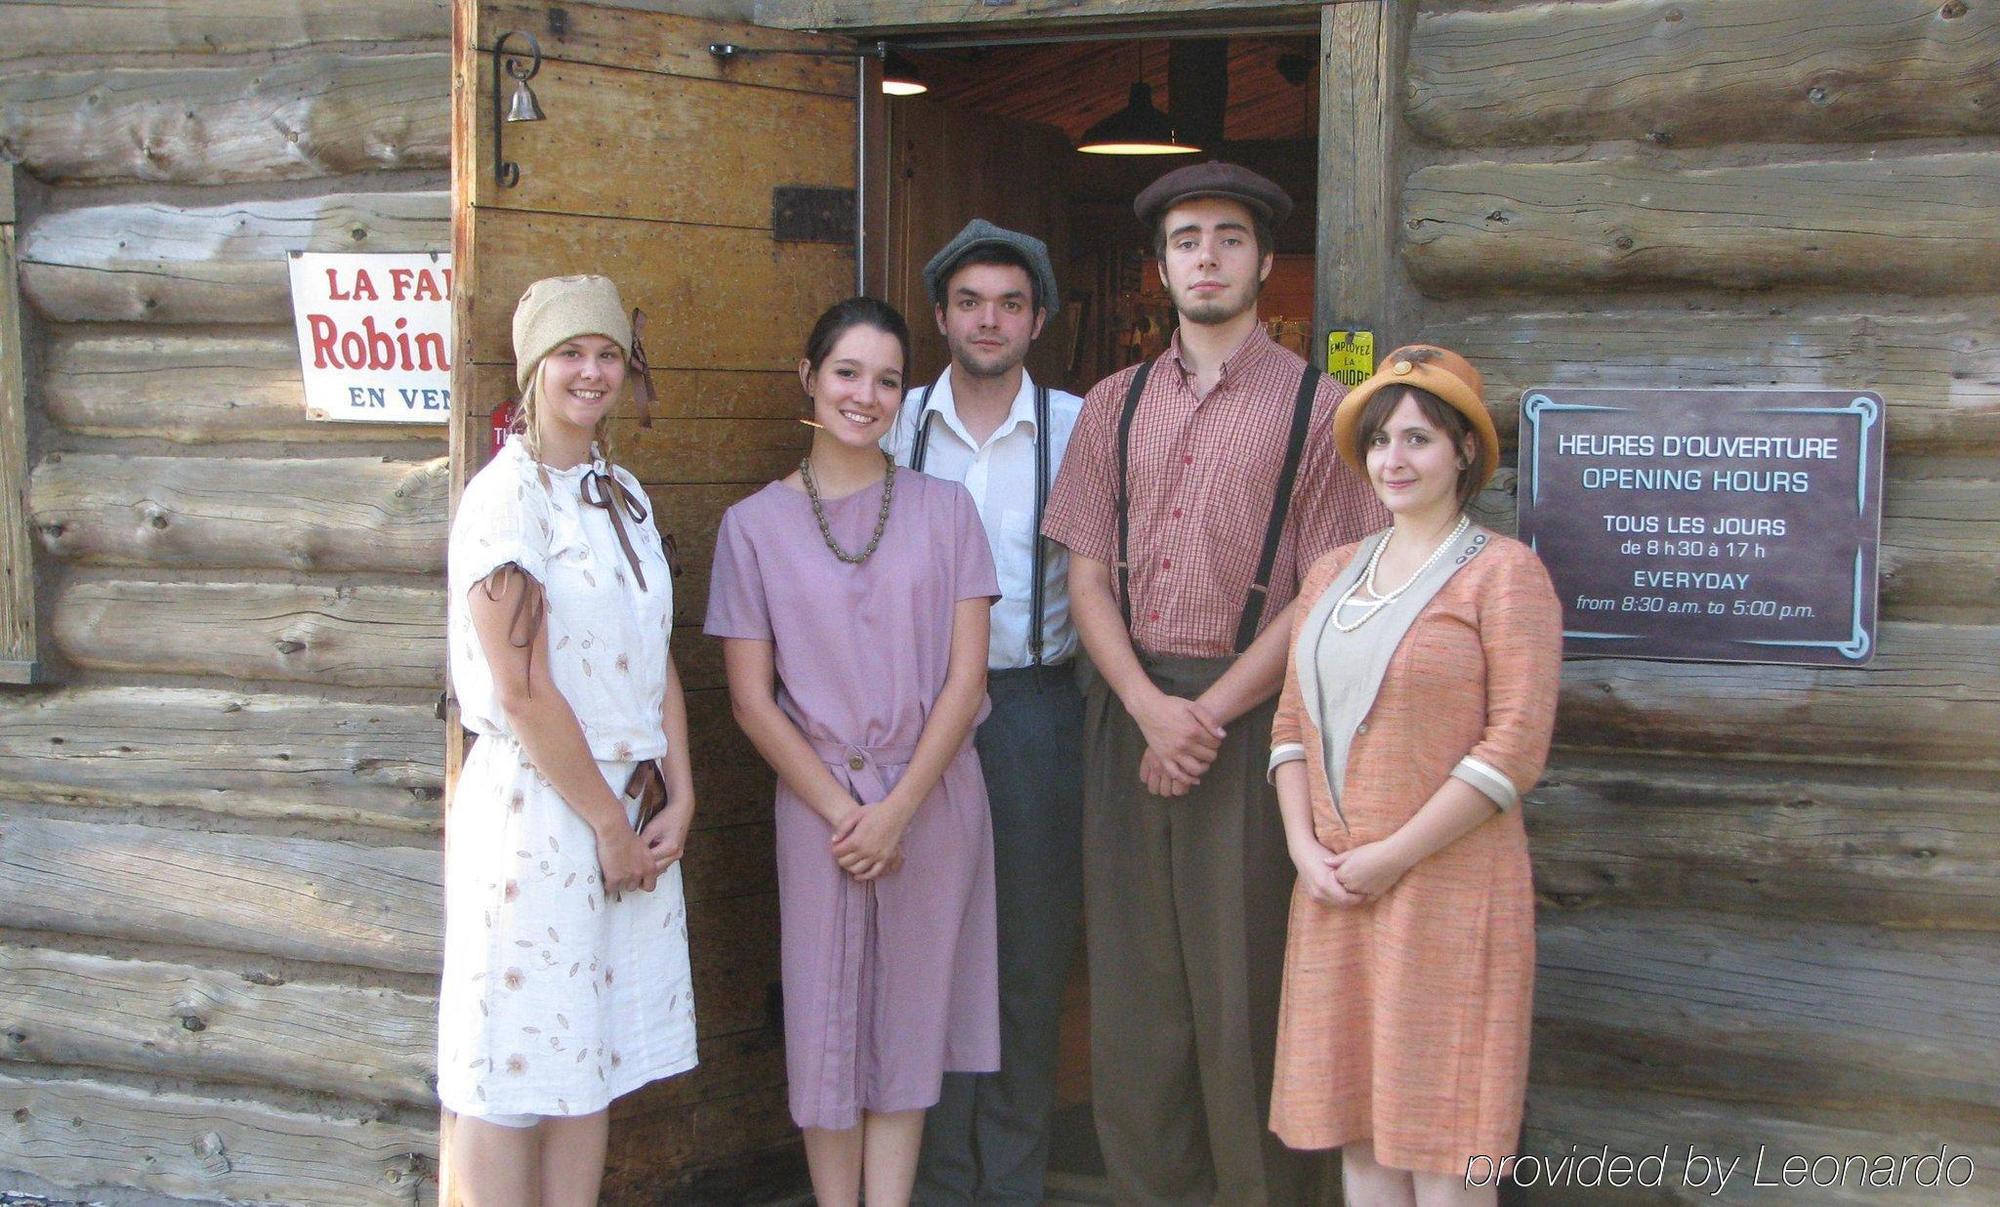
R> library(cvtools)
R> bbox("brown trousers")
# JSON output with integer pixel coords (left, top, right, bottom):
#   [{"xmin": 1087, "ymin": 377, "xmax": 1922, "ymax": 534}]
[{"xmin": 1079, "ymin": 653, "xmax": 1329, "ymax": 1205}]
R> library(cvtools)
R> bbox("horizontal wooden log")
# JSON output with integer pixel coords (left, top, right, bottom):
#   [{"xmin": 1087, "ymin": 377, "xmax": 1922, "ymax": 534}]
[
  {"xmin": 0, "ymin": 815, "xmax": 441, "ymax": 974},
  {"xmin": 1424, "ymin": 298, "xmax": 2000, "ymax": 452},
  {"xmin": 0, "ymin": 1068, "xmax": 434, "ymax": 1207},
  {"xmin": 1529, "ymin": 755, "xmax": 2000, "ymax": 928},
  {"xmin": 1405, "ymin": 150, "xmax": 2000, "ymax": 295},
  {"xmin": 1, "ymin": 53, "xmax": 447, "ymax": 185},
  {"xmin": 1533, "ymin": 911, "xmax": 2000, "ymax": 1118},
  {"xmin": 1524, "ymin": 1085, "xmax": 2000, "ymax": 1204},
  {"xmin": 1555, "ymin": 622, "xmax": 2000, "ymax": 771},
  {"xmin": 468, "ymin": 55, "xmax": 849, "ymax": 227},
  {"xmin": 19, "ymin": 190, "xmax": 447, "ymax": 323},
  {"xmin": 1407, "ymin": 0, "xmax": 2000, "ymax": 149},
  {"xmin": 0, "ymin": 686, "xmax": 440, "ymax": 830},
  {"xmin": 1880, "ymin": 458, "xmax": 2000, "ymax": 624},
  {"xmin": 33, "ymin": 453, "xmax": 447, "ymax": 575},
  {"xmin": 0, "ymin": 945, "xmax": 434, "ymax": 1106},
  {"xmin": 0, "ymin": 0, "xmax": 447, "ymax": 64},
  {"xmin": 44, "ymin": 324, "xmax": 445, "ymax": 443},
  {"xmin": 53, "ymin": 578, "xmax": 443, "ymax": 690},
  {"xmin": 463, "ymin": 209, "xmax": 848, "ymax": 378}
]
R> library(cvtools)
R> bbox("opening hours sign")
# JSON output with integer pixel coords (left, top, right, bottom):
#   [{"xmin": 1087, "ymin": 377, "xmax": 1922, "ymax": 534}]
[
  {"xmin": 288, "ymin": 251, "xmax": 452, "ymax": 424},
  {"xmin": 1516, "ymin": 387, "xmax": 1884, "ymax": 666}
]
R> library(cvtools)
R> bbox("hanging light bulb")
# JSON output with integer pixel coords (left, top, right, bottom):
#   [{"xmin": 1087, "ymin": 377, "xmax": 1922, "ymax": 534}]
[
  {"xmin": 882, "ymin": 50, "xmax": 928, "ymax": 96},
  {"xmin": 1077, "ymin": 80, "xmax": 1199, "ymax": 156}
]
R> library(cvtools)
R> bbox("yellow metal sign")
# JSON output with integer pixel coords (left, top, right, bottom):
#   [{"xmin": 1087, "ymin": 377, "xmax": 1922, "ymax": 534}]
[{"xmin": 1326, "ymin": 330, "xmax": 1375, "ymax": 386}]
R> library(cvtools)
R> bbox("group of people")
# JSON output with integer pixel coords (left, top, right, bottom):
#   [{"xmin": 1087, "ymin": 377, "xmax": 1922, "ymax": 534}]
[{"xmin": 438, "ymin": 159, "xmax": 1564, "ymax": 1207}]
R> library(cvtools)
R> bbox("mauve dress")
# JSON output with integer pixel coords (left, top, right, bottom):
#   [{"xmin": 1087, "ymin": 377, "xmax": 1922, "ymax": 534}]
[{"xmin": 705, "ymin": 470, "xmax": 1002, "ymax": 1130}]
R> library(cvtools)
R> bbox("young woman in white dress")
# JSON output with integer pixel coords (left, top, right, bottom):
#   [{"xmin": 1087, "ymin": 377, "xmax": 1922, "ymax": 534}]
[{"xmin": 439, "ymin": 275, "xmax": 698, "ymax": 1206}]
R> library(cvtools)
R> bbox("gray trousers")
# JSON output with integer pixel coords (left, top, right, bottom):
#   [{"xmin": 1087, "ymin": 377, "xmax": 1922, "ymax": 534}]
[{"xmin": 916, "ymin": 663, "xmax": 1085, "ymax": 1205}]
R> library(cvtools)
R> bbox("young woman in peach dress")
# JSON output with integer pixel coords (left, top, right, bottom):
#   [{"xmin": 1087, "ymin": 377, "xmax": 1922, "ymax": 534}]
[{"xmin": 1268, "ymin": 345, "xmax": 1562, "ymax": 1206}]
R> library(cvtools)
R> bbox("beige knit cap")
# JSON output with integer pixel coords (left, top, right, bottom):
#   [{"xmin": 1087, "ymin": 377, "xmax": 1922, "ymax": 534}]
[{"xmin": 512, "ymin": 274, "xmax": 633, "ymax": 390}]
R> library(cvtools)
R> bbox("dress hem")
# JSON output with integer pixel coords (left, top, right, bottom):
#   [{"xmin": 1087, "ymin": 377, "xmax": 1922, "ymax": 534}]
[{"xmin": 439, "ymin": 1047, "xmax": 699, "ymax": 1120}]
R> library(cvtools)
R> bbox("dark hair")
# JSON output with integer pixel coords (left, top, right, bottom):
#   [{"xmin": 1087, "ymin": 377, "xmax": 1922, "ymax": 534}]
[
  {"xmin": 803, "ymin": 296, "xmax": 911, "ymax": 382},
  {"xmin": 939, "ymin": 245, "xmax": 1044, "ymax": 314},
  {"xmin": 1353, "ymin": 384, "xmax": 1482, "ymax": 508},
  {"xmin": 1151, "ymin": 201, "xmax": 1274, "ymax": 261}
]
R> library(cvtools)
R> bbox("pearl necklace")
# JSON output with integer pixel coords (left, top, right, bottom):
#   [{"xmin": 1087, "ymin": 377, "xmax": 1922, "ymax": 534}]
[{"xmin": 1331, "ymin": 514, "xmax": 1470, "ymax": 632}]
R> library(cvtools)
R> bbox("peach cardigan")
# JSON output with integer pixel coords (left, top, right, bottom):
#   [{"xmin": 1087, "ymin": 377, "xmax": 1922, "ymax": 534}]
[{"xmin": 1267, "ymin": 531, "xmax": 1561, "ymax": 1174}]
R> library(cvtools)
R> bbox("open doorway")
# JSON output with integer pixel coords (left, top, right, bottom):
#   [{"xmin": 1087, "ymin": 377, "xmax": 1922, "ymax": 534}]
[{"xmin": 873, "ymin": 28, "xmax": 1322, "ymax": 1195}]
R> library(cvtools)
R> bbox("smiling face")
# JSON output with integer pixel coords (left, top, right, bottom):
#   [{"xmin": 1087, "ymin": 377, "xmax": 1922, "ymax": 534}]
[
  {"xmin": 535, "ymin": 334, "xmax": 626, "ymax": 442},
  {"xmin": 800, "ymin": 322, "xmax": 905, "ymax": 449},
  {"xmin": 1365, "ymin": 391, "xmax": 1476, "ymax": 525},
  {"xmin": 936, "ymin": 261, "xmax": 1045, "ymax": 380},
  {"xmin": 1155, "ymin": 196, "xmax": 1273, "ymax": 327}
]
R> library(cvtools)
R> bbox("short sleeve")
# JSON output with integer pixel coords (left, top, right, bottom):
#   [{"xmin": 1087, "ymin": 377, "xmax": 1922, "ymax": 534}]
[
  {"xmin": 702, "ymin": 505, "xmax": 772, "ymax": 640},
  {"xmin": 448, "ymin": 456, "xmax": 552, "ymax": 595},
  {"xmin": 950, "ymin": 481, "xmax": 1001, "ymax": 602},
  {"xmin": 1292, "ymin": 380, "xmax": 1390, "ymax": 573},
  {"xmin": 1040, "ymin": 372, "xmax": 1125, "ymax": 565},
  {"xmin": 1449, "ymin": 543, "xmax": 1563, "ymax": 810}
]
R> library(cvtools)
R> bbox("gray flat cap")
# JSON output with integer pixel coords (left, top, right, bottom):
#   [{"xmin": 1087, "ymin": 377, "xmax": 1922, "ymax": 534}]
[{"xmin": 922, "ymin": 219, "xmax": 1060, "ymax": 315}]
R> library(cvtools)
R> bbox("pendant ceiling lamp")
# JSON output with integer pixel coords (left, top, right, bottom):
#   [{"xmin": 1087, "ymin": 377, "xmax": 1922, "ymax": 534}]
[
  {"xmin": 1078, "ymin": 79, "xmax": 1200, "ymax": 156},
  {"xmin": 882, "ymin": 50, "xmax": 928, "ymax": 96}
]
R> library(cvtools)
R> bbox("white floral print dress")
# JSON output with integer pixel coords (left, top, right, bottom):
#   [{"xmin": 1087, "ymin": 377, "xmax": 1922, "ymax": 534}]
[{"xmin": 438, "ymin": 436, "xmax": 697, "ymax": 1118}]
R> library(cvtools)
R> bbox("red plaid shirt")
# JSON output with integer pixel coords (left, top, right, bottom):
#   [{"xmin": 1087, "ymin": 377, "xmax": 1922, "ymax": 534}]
[{"xmin": 1043, "ymin": 326, "xmax": 1387, "ymax": 658}]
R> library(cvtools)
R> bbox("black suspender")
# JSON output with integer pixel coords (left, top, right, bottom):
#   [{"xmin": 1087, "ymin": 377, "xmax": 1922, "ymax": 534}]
[
  {"xmin": 1235, "ymin": 367, "xmax": 1320, "ymax": 651},
  {"xmin": 1113, "ymin": 358, "xmax": 1321, "ymax": 655},
  {"xmin": 907, "ymin": 370, "xmax": 949, "ymax": 471},
  {"xmin": 911, "ymin": 375, "xmax": 1056, "ymax": 668},
  {"xmin": 1027, "ymin": 383, "xmax": 1051, "ymax": 667},
  {"xmin": 1113, "ymin": 359, "xmax": 1153, "ymax": 636}
]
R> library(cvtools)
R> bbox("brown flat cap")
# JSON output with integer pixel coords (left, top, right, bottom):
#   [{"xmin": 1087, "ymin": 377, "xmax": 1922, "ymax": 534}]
[{"xmin": 1133, "ymin": 160, "xmax": 1294, "ymax": 230}]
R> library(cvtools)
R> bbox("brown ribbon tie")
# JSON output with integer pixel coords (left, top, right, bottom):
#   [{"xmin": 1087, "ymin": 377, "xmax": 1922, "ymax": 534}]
[
  {"xmin": 581, "ymin": 467, "xmax": 650, "ymax": 592},
  {"xmin": 628, "ymin": 308, "xmax": 657, "ymax": 427}
]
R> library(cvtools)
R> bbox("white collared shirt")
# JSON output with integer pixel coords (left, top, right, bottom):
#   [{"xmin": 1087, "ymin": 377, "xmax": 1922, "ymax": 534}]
[{"xmin": 884, "ymin": 368, "xmax": 1084, "ymax": 669}]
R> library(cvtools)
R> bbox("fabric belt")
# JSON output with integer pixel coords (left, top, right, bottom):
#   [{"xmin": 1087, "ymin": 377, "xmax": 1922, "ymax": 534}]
[{"xmin": 806, "ymin": 735, "xmax": 920, "ymax": 805}]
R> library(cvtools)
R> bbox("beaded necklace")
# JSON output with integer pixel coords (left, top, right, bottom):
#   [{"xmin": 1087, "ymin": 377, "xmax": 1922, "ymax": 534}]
[{"xmin": 800, "ymin": 449, "xmax": 896, "ymax": 565}]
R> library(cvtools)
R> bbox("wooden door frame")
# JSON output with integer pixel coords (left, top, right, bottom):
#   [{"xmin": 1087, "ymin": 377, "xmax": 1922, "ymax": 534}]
[{"xmin": 779, "ymin": 0, "xmax": 1407, "ymax": 370}]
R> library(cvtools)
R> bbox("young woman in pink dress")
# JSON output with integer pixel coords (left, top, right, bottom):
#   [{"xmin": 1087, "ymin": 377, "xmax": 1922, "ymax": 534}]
[{"xmin": 705, "ymin": 298, "xmax": 1001, "ymax": 1207}]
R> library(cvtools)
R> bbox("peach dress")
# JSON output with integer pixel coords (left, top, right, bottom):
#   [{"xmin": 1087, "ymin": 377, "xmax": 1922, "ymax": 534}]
[{"xmin": 1268, "ymin": 529, "xmax": 1561, "ymax": 1175}]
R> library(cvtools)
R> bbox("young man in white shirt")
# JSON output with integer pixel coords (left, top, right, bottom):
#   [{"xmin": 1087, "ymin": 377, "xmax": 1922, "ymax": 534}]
[{"xmin": 885, "ymin": 219, "xmax": 1086, "ymax": 1206}]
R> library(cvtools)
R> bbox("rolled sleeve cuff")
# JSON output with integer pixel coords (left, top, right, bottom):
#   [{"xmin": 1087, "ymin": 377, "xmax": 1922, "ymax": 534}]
[
  {"xmin": 1452, "ymin": 755, "xmax": 1518, "ymax": 811},
  {"xmin": 1267, "ymin": 742, "xmax": 1307, "ymax": 783}
]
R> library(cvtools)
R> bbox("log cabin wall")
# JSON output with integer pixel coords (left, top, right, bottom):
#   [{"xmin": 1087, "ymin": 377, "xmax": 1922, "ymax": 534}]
[
  {"xmin": 1396, "ymin": 0, "xmax": 2000, "ymax": 1189},
  {"xmin": 0, "ymin": 1, "xmax": 452, "ymax": 1202}
]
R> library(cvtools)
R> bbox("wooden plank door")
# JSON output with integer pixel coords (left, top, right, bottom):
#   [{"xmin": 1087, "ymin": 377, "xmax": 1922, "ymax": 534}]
[{"xmin": 448, "ymin": 1, "xmax": 859, "ymax": 1198}]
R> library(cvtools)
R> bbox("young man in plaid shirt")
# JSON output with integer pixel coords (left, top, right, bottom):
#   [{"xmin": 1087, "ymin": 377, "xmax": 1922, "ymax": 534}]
[{"xmin": 1042, "ymin": 162, "xmax": 1387, "ymax": 1205}]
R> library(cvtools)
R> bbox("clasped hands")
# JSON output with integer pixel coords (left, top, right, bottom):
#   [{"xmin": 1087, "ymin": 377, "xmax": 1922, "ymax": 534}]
[
  {"xmin": 1292, "ymin": 837, "xmax": 1409, "ymax": 908},
  {"xmin": 1134, "ymin": 691, "xmax": 1227, "ymax": 797},
  {"xmin": 830, "ymin": 797, "xmax": 909, "ymax": 882},
  {"xmin": 596, "ymin": 791, "xmax": 693, "ymax": 899}
]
